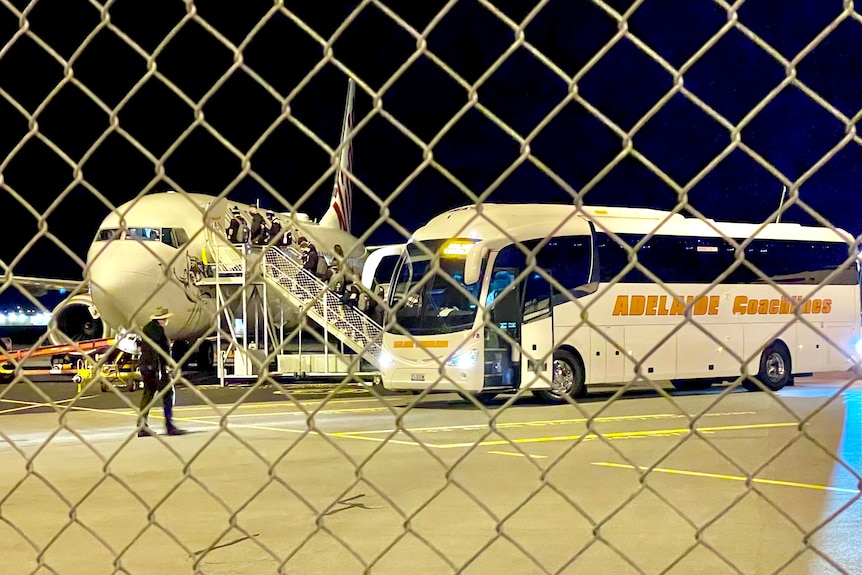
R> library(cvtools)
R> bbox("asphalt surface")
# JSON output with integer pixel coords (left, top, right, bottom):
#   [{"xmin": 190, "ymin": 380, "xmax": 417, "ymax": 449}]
[
  {"xmin": 1, "ymin": 372, "xmax": 860, "ymax": 575},
  {"xmin": 0, "ymin": 369, "xmax": 370, "ymax": 414}
]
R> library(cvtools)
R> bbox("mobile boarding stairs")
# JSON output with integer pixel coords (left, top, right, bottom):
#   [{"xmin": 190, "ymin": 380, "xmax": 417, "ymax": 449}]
[{"xmin": 203, "ymin": 243, "xmax": 384, "ymax": 384}]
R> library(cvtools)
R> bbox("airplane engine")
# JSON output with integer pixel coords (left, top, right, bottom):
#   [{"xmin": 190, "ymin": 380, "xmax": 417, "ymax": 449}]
[{"xmin": 48, "ymin": 294, "xmax": 110, "ymax": 344}]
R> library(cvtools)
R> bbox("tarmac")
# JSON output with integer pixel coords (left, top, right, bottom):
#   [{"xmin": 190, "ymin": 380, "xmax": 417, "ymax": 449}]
[{"xmin": 1, "ymin": 371, "xmax": 860, "ymax": 574}]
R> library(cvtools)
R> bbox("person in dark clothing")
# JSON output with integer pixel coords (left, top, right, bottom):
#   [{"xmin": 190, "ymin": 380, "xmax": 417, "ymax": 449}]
[
  {"xmin": 366, "ymin": 285, "xmax": 386, "ymax": 325},
  {"xmin": 264, "ymin": 210, "xmax": 284, "ymax": 245},
  {"xmin": 300, "ymin": 238, "xmax": 320, "ymax": 277},
  {"xmin": 137, "ymin": 307, "xmax": 187, "ymax": 437},
  {"xmin": 341, "ymin": 283, "xmax": 361, "ymax": 308},
  {"xmin": 248, "ymin": 206, "xmax": 266, "ymax": 245},
  {"xmin": 226, "ymin": 207, "xmax": 248, "ymax": 244}
]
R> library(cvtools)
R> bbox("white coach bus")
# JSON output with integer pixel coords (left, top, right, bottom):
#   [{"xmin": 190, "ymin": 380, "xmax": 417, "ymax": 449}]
[{"xmin": 377, "ymin": 204, "xmax": 861, "ymax": 403}]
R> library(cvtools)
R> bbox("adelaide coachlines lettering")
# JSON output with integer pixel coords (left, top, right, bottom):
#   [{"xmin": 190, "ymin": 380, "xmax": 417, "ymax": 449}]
[{"xmin": 611, "ymin": 295, "xmax": 832, "ymax": 316}]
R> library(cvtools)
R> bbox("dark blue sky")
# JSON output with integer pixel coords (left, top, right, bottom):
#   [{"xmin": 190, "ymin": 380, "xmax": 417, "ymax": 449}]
[{"xmin": 1, "ymin": 0, "xmax": 861, "ymax": 308}]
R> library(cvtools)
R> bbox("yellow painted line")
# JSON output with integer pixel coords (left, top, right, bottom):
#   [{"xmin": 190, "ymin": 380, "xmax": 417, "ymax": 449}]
[
  {"xmin": 183, "ymin": 406, "xmax": 391, "ymax": 420},
  {"xmin": 334, "ymin": 422, "xmax": 799, "ymax": 449},
  {"xmin": 1, "ymin": 393, "xmax": 398, "ymax": 434},
  {"xmin": 0, "ymin": 396, "xmax": 101, "ymax": 415},
  {"xmin": 108, "ymin": 396, "xmax": 398, "ymax": 416},
  {"xmin": 271, "ymin": 388, "xmax": 371, "ymax": 395},
  {"xmin": 438, "ymin": 422, "xmax": 799, "ymax": 449},
  {"xmin": 593, "ymin": 462, "xmax": 860, "ymax": 494},
  {"xmin": 0, "ymin": 399, "xmax": 58, "ymax": 415},
  {"xmin": 186, "ymin": 418, "xmax": 307, "ymax": 435},
  {"xmin": 327, "ymin": 432, "xmax": 424, "ymax": 446},
  {"xmin": 0, "ymin": 403, "xmax": 57, "ymax": 415},
  {"xmin": 294, "ymin": 406, "xmax": 393, "ymax": 416},
  {"xmin": 185, "ymin": 419, "xmax": 418, "ymax": 442},
  {"xmin": 334, "ymin": 411, "xmax": 758, "ymax": 436},
  {"xmin": 160, "ymin": 396, "xmax": 393, "ymax": 413},
  {"xmin": 488, "ymin": 450, "xmax": 547, "ymax": 459}
]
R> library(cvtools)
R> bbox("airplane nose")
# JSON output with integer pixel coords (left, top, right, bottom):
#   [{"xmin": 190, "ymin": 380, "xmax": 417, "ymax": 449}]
[{"xmin": 87, "ymin": 241, "xmax": 176, "ymax": 329}]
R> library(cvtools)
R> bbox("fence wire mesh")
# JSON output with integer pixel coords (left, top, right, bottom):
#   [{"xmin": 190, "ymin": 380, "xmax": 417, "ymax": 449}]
[{"xmin": 1, "ymin": 1, "xmax": 861, "ymax": 574}]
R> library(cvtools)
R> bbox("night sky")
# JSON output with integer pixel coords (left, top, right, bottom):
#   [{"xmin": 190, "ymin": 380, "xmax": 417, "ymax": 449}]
[{"xmin": 1, "ymin": 1, "xmax": 861, "ymax": 308}]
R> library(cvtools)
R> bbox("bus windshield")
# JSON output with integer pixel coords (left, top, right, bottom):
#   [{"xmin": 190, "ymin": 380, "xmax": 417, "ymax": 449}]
[{"xmin": 389, "ymin": 239, "xmax": 485, "ymax": 335}]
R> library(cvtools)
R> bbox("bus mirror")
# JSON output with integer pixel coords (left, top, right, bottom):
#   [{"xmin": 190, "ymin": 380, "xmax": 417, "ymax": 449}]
[{"xmin": 463, "ymin": 244, "xmax": 487, "ymax": 285}]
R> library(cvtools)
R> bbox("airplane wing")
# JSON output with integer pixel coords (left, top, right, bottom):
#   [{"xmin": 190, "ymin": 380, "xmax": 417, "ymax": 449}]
[{"xmin": 3, "ymin": 275, "xmax": 88, "ymax": 297}]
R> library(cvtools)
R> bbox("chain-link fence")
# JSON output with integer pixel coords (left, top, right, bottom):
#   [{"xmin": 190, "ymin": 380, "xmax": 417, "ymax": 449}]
[{"xmin": 2, "ymin": 1, "xmax": 861, "ymax": 574}]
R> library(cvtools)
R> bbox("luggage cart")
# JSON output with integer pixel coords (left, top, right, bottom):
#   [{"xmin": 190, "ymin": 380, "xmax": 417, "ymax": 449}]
[{"xmin": 71, "ymin": 331, "xmax": 143, "ymax": 392}]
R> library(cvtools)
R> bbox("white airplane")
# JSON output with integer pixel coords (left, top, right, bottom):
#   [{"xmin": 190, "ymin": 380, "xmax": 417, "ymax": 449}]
[{"xmin": 13, "ymin": 79, "xmax": 369, "ymax": 368}]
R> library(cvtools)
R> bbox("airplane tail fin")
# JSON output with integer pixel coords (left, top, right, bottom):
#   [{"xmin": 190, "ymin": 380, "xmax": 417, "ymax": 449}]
[{"xmin": 319, "ymin": 78, "xmax": 356, "ymax": 233}]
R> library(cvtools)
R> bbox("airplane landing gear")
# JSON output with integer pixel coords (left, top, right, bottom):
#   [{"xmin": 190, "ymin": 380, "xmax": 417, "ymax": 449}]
[{"xmin": 172, "ymin": 339, "xmax": 214, "ymax": 372}]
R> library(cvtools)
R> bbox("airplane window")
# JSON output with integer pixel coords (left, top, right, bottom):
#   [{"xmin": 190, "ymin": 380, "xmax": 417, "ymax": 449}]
[
  {"xmin": 127, "ymin": 228, "xmax": 161, "ymax": 241},
  {"xmin": 162, "ymin": 229, "xmax": 175, "ymax": 248},
  {"xmin": 173, "ymin": 228, "xmax": 190, "ymax": 247},
  {"xmin": 95, "ymin": 229, "xmax": 121, "ymax": 241},
  {"xmin": 157, "ymin": 228, "xmax": 189, "ymax": 248}
]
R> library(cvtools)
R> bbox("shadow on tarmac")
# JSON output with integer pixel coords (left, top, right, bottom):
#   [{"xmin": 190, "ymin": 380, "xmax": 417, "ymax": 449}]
[{"xmin": 409, "ymin": 383, "xmax": 748, "ymax": 410}]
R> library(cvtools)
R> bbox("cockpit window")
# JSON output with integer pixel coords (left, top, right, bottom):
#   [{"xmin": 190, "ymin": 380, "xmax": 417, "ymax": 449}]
[
  {"xmin": 93, "ymin": 227, "xmax": 189, "ymax": 248},
  {"xmin": 128, "ymin": 228, "xmax": 161, "ymax": 241},
  {"xmin": 162, "ymin": 228, "xmax": 189, "ymax": 248}
]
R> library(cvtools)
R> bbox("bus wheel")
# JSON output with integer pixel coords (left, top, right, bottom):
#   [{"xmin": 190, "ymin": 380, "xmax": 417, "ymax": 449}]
[
  {"xmin": 671, "ymin": 379, "xmax": 713, "ymax": 391},
  {"xmin": 744, "ymin": 343, "xmax": 791, "ymax": 392},
  {"xmin": 533, "ymin": 350, "xmax": 585, "ymax": 403}
]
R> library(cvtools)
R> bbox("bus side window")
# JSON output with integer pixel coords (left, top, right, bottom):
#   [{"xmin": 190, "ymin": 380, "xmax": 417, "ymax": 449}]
[
  {"xmin": 486, "ymin": 270, "xmax": 515, "ymax": 306},
  {"xmin": 539, "ymin": 235, "xmax": 595, "ymax": 301},
  {"xmin": 374, "ymin": 255, "xmax": 399, "ymax": 288},
  {"xmin": 492, "ymin": 287, "xmax": 521, "ymax": 325},
  {"xmin": 523, "ymin": 271, "xmax": 552, "ymax": 321}
]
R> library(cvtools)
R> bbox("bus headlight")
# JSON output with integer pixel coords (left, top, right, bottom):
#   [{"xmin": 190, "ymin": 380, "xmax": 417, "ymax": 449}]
[
  {"xmin": 446, "ymin": 349, "xmax": 477, "ymax": 370},
  {"xmin": 855, "ymin": 339, "xmax": 862, "ymax": 358},
  {"xmin": 378, "ymin": 351, "xmax": 395, "ymax": 369}
]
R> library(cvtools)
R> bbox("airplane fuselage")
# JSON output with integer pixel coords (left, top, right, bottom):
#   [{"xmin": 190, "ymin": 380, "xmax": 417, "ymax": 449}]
[{"xmin": 85, "ymin": 192, "xmax": 366, "ymax": 344}]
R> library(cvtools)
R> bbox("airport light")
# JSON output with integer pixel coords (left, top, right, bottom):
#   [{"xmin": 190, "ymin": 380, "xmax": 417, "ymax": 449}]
[{"xmin": 0, "ymin": 310, "xmax": 52, "ymax": 326}]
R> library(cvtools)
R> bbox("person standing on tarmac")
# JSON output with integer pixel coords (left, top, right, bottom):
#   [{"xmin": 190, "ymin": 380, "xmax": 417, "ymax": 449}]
[{"xmin": 137, "ymin": 307, "xmax": 187, "ymax": 437}]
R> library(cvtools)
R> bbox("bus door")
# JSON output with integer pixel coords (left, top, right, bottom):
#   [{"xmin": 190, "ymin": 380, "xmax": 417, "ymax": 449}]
[
  {"xmin": 519, "ymin": 269, "xmax": 554, "ymax": 389},
  {"xmin": 487, "ymin": 269, "xmax": 520, "ymax": 388}
]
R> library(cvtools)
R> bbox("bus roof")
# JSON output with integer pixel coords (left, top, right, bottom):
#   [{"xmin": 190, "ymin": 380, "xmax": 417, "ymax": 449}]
[{"xmin": 410, "ymin": 204, "xmax": 853, "ymax": 245}]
